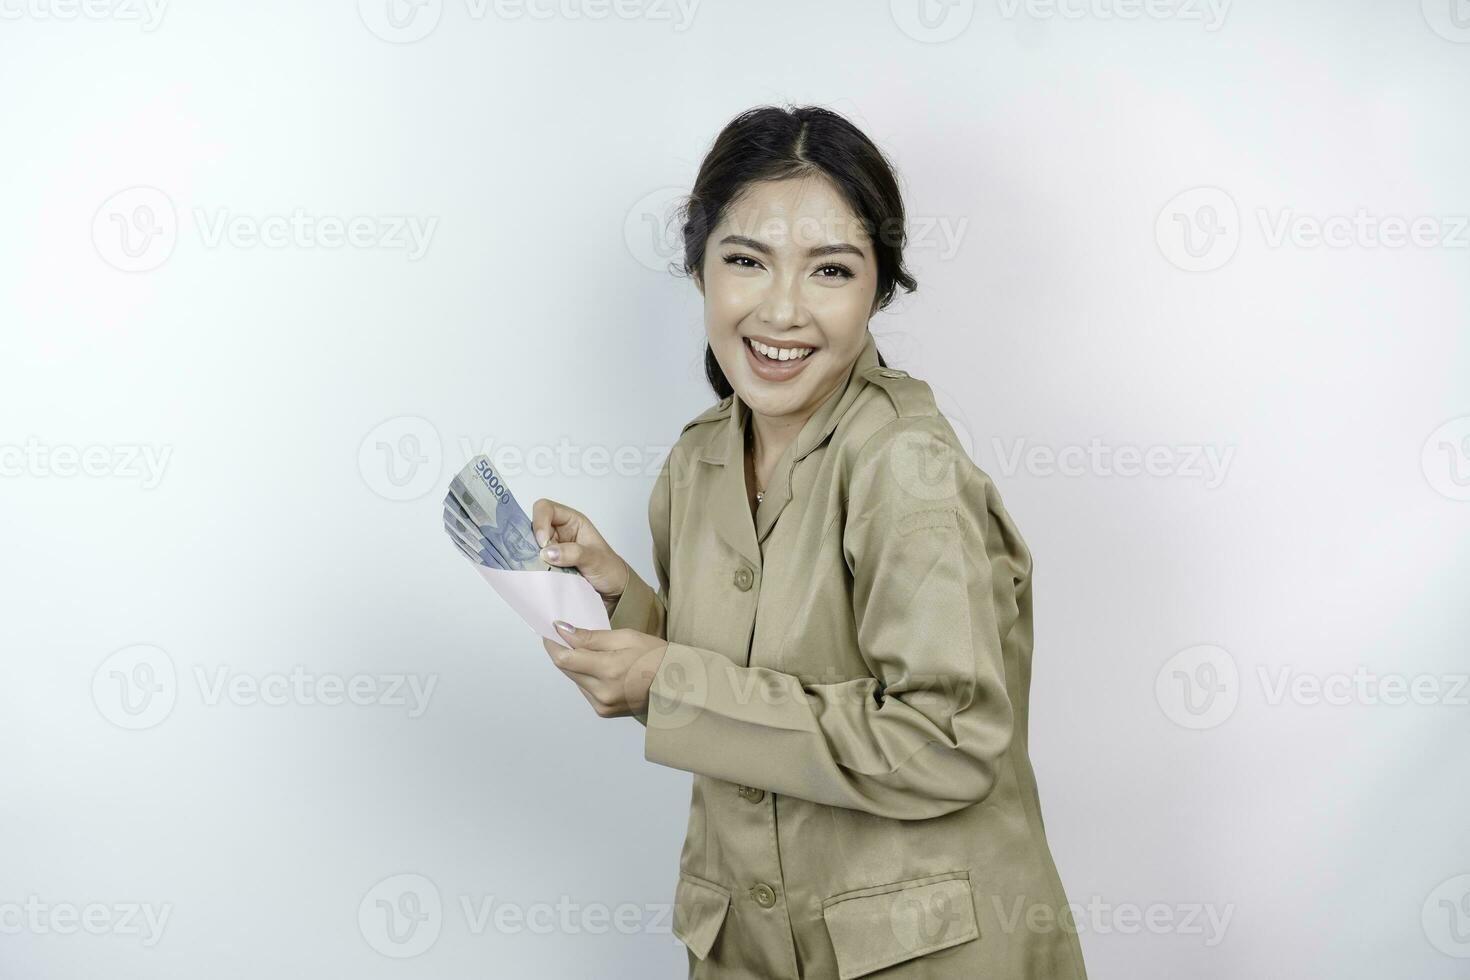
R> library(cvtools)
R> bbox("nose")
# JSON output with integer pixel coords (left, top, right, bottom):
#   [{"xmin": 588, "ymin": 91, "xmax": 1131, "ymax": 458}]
[{"xmin": 756, "ymin": 271, "xmax": 811, "ymax": 330}]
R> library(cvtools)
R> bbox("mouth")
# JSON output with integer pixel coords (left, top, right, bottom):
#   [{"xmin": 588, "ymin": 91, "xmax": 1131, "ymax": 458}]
[{"xmin": 742, "ymin": 335, "xmax": 818, "ymax": 382}]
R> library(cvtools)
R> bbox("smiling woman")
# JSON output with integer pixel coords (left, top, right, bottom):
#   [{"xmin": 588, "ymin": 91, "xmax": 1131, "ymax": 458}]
[{"xmin": 531, "ymin": 105, "xmax": 1089, "ymax": 980}]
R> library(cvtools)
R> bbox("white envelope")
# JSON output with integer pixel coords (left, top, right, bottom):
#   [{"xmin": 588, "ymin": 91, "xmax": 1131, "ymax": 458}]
[{"xmin": 475, "ymin": 566, "xmax": 610, "ymax": 648}]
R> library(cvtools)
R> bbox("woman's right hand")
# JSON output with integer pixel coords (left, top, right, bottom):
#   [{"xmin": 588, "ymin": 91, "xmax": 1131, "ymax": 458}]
[{"xmin": 530, "ymin": 498, "xmax": 631, "ymax": 609}]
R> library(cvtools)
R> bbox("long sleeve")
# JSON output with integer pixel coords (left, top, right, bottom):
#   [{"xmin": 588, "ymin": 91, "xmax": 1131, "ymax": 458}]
[
  {"xmin": 642, "ymin": 415, "xmax": 1024, "ymax": 821},
  {"xmin": 609, "ymin": 452, "xmax": 674, "ymax": 728}
]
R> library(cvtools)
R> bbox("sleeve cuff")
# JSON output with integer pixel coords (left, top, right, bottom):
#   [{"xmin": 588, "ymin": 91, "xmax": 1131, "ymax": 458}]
[{"xmin": 608, "ymin": 567, "xmax": 661, "ymax": 636}]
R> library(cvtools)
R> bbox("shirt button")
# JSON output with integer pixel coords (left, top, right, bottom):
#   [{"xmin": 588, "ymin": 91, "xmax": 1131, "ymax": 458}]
[
  {"xmin": 737, "ymin": 785, "xmax": 766, "ymax": 804},
  {"xmin": 733, "ymin": 566, "xmax": 754, "ymax": 591},
  {"xmin": 750, "ymin": 882, "xmax": 777, "ymax": 908}
]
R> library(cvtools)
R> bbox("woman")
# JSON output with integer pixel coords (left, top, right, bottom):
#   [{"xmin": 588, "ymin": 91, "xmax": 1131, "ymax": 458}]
[{"xmin": 531, "ymin": 105, "xmax": 1089, "ymax": 980}]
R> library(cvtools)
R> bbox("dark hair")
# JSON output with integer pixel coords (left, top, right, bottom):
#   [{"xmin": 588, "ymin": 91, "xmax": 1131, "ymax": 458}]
[{"xmin": 675, "ymin": 105, "xmax": 917, "ymax": 400}]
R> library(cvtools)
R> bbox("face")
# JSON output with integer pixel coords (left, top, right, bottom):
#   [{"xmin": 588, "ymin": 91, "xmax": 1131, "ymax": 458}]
[{"xmin": 696, "ymin": 175, "xmax": 878, "ymax": 426}]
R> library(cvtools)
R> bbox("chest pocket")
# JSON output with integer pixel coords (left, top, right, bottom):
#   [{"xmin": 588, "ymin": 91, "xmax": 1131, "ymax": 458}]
[{"xmin": 821, "ymin": 870, "xmax": 980, "ymax": 979}]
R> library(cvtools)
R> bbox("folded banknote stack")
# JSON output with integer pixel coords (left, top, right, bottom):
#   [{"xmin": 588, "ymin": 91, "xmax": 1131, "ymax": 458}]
[
  {"xmin": 443, "ymin": 454, "xmax": 605, "ymax": 648},
  {"xmin": 443, "ymin": 455, "xmax": 577, "ymax": 575}
]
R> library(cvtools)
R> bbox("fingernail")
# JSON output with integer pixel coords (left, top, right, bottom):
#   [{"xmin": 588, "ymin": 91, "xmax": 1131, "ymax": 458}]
[
  {"xmin": 543, "ymin": 546, "xmax": 560, "ymax": 562},
  {"xmin": 535, "ymin": 528, "xmax": 548, "ymax": 547},
  {"xmin": 554, "ymin": 620, "xmax": 573, "ymax": 633}
]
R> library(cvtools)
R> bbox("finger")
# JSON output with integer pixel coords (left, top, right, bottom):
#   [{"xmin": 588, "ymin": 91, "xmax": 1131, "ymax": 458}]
[
  {"xmin": 540, "ymin": 539, "xmax": 600, "ymax": 570},
  {"xmin": 546, "ymin": 639, "xmax": 605, "ymax": 678},
  {"xmin": 553, "ymin": 621, "xmax": 621, "ymax": 652},
  {"xmin": 543, "ymin": 637, "xmax": 602, "ymax": 678},
  {"xmin": 531, "ymin": 498, "xmax": 584, "ymax": 549}
]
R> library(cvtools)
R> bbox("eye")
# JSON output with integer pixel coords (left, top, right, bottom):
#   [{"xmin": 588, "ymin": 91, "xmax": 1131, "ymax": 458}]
[
  {"xmin": 722, "ymin": 253, "xmax": 762, "ymax": 270},
  {"xmin": 814, "ymin": 263, "xmax": 855, "ymax": 280}
]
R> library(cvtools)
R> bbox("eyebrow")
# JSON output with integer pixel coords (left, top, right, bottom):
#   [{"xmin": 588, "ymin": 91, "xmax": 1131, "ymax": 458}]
[{"xmin": 717, "ymin": 234, "xmax": 866, "ymax": 260}]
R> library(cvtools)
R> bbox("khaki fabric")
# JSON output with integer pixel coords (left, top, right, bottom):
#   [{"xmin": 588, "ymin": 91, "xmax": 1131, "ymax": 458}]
[{"xmin": 610, "ymin": 330, "xmax": 1088, "ymax": 979}]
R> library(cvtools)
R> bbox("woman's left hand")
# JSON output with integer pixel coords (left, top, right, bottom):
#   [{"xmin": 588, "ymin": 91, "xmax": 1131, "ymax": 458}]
[{"xmin": 542, "ymin": 622, "xmax": 668, "ymax": 720}]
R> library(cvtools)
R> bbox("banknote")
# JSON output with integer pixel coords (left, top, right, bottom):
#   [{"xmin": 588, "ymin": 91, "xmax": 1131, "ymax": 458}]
[
  {"xmin": 444, "ymin": 507, "xmax": 510, "ymax": 568},
  {"xmin": 443, "ymin": 497, "xmax": 513, "ymax": 567},
  {"xmin": 443, "ymin": 455, "xmax": 575, "ymax": 574}
]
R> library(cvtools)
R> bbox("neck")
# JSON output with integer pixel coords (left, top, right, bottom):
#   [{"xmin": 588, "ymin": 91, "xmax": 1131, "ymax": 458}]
[
  {"xmin": 745, "ymin": 371, "xmax": 844, "ymax": 482},
  {"xmin": 748, "ymin": 408, "xmax": 807, "ymax": 470}
]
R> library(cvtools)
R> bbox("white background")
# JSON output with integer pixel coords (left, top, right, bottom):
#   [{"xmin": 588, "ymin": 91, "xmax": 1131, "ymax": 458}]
[{"xmin": 1, "ymin": 0, "xmax": 1467, "ymax": 977}]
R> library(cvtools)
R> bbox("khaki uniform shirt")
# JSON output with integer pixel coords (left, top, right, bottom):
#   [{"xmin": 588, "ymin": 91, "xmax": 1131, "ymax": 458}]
[{"xmin": 610, "ymin": 330, "xmax": 1089, "ymax": 979}]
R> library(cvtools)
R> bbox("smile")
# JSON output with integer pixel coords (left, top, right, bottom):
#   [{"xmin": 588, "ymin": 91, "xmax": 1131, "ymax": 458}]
[
  {"xmin": 743, "ymin": 335, "xmax": 818, "ymax": 382},
  {"xmin": 746, "ymin": 337, "xmax": 814, "ymax": 361}
]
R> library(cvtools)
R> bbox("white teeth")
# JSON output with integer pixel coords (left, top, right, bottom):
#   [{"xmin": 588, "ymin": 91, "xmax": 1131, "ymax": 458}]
[{"xmin": 748, "ymin": 338, "xmax": 813, "ymax": 362}]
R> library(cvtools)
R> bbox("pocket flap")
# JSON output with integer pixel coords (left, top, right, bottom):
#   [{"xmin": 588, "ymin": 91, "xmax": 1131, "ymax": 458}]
[
  {"xmin": 672, "ymin": 871, "xmax": 731, "ymax": 961},
  {"xmin": 821, "ymin": 871, "xmax": 979, "ymax": 980}
]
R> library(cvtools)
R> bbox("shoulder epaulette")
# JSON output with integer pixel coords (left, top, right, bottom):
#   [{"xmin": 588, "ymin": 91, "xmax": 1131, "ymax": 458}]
[{"xmin": 858, "ymin": 364, "xmax": 939, "ymax": 419}]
